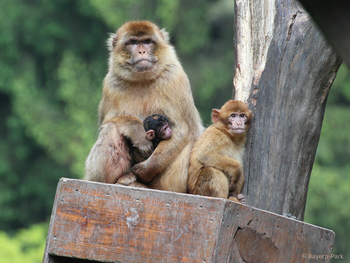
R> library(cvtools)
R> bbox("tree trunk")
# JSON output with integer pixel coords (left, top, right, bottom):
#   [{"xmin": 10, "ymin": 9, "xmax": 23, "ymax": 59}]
[{"xmin": 233, "ymin": 0, "xmax": 342, "ymax": 220}]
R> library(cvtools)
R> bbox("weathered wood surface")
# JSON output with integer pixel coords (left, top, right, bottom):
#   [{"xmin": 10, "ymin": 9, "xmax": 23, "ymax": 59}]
[
  {"xmin": 298, "ymin": 0, "xmax": 349, "ymax": 68},
  {"xmin": 43, "ymin": 178, "xmax": 335, "ymax": 263},
  {"xmin": 233, "ymin": 0, "xmax": 342, "ymax": 220}
]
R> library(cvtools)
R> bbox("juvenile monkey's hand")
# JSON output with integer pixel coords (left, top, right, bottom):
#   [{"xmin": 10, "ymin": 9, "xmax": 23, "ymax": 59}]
[{"xmin": 237, "ymin": 194, "xmax": 247, "ymax": 204}]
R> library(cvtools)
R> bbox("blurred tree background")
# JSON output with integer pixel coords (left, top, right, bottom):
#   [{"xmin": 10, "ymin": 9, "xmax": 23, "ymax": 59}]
[{"xmin": 0, "ymin": 0, "xmax": 348, "ymax": 261}]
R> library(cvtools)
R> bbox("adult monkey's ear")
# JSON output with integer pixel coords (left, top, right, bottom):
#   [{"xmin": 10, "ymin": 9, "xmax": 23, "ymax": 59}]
[
  {"xmin": 146, "ymin": 130, "xmax": 156, "ymax": 140},
  {"xmin": 160, "ymin": 28, "xmax": 170, "ymax": 44},
  {"xmin": 107, "ymin": 33, "xmax": 117, "ymax": 52}
]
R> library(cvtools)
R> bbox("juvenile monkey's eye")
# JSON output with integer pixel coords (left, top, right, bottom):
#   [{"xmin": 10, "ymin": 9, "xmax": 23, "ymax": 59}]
[
  {"xmin": 240, "ymin": 114, "xmax": 245, "ymax": 118},
  {"xmin": 231, "ymin": 114, "xmax": 236, "ymax": 117}
]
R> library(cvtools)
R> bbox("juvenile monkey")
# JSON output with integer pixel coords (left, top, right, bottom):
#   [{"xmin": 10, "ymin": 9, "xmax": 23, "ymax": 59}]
[
  {"xmin": 118, "ymin": 114, "xmax": 173, "ymax": 186},
  {"xmin": 187, "ymin": 100, "xmax": 252, "ymax": 203},
  {"xmin": 85, "ymin": 21, "xmax": 203, "ymax": 192}
]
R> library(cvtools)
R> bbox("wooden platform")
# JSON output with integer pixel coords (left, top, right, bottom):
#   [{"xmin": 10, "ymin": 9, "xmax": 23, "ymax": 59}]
[{"xmin": 43, "ymin": 178, "xmax": 335, "ymax": 263}]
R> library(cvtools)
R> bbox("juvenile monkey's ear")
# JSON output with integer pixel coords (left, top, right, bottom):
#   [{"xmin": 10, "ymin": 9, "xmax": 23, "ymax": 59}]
[
  {"xmin": 146, "ymin": 130, "xmax": 156, "ymax": 140},
  {"xmin": 211, "ymin": 109, "xmax": 221, "ymax": 123},
  {"xmin": 107, "ymin": 33, "xmax": 117, "ymax": 52},
  {"xmin": 160, "ymin": 28, "xmax": 170, "ymax": 43},
  {"xmin": 246, "ymin": 110, "xmax": 253, "ymax": 123}
]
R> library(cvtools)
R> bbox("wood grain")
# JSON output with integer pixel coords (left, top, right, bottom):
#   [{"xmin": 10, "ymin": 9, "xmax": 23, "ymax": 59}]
[
  {"xmin": 233, "ymin": 0, "xmax": 342, "ymax": 220},
  {"xmin": 43, "ymin": 179, "xmax": 335, "ymax": 263}
]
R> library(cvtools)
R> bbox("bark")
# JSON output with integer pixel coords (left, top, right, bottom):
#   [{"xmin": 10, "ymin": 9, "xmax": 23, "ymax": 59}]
[{"xmin": 233, "ymin": 0, "xmax": 342, "ymax": 220}]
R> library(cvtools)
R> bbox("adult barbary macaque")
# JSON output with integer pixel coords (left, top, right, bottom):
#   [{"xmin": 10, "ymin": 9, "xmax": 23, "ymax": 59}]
[
  {"xmin": 187, "ymin": 100, "xmax": 252, "ymax": 203},
  {"xmin": 84, "ymin": 21, "xmax": 203, "ymax": 192}
]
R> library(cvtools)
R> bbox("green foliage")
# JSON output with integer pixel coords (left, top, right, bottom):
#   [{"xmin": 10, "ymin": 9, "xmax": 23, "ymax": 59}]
[
  {"xmin": 0, "ymin": 223, "xmax": 48, "ymax": 263},
  {"xmin": 156, "ymin": 0, "xmax": 180, "ymax": 29},
  {"xmin": 305, "ymin": 64, "xmax": 350, "ymax": 260},
  {"xmin": 305, "ymin": 164, "xmax": 350, "ymax": 260},
  {"xmin": 0, "ymin": 0, "xmax": 235, "ymax": 233},
  {"xmin": 1, "ymin": 0, "xmax": 349, "ymax": 261},
  {"xmin": 89, "ymin": 0, "xmax": 139, "ymax": 29},
  {"xmin": 0, "ymin": 0, "xmax": 109, "ymax": 230}
]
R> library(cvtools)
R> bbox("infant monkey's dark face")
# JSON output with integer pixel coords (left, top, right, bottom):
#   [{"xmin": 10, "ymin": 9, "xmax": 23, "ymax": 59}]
[
  {"xmin": 158, "ymin": 122, "xmax": 172, "ymax": 139},
  {"xmin": 143, "ymin": 114, "xmax": 173, "ymax": 140}
]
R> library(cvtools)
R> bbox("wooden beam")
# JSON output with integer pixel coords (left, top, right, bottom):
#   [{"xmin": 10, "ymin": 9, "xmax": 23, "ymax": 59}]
[{"xmin": 43, "ymin": 178, "xmax": 335, "ymax": 262}]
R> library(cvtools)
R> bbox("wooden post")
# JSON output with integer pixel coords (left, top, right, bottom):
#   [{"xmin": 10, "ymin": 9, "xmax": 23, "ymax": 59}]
[
  {"xmin": 233, "ymin": 0, "xmax": 342, "ymax": 220},
  {"xmin": 43, "ymin": 179, "xmax": 335, "ymax": 263}
]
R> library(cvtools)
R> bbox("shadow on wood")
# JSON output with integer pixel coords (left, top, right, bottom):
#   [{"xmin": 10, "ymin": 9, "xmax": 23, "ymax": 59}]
[{"xmin": 43, "ymin": 178, "xmax": 334, "ymax": 263}]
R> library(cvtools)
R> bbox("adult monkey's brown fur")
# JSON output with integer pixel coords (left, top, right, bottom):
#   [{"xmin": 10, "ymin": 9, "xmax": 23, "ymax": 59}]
[
  {"xmin": 187, "ymin": 100, "xmax": 252, "ymax": 203},
  {"xmin": 85, "ymin": 21, "xmax": 203, "ymax": 192}
]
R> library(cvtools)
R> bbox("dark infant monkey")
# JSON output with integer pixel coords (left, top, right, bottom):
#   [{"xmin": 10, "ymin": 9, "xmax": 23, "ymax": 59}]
[
  {"xmin": 132, "ymin": 114, "xmax": 173, "ymax": 164},
  {"xmin": 118, "ymin": 114, "xmax": 173, "ymax": 187}
]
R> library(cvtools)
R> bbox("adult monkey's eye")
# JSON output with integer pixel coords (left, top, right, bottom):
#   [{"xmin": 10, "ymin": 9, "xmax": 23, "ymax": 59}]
[
  {"xmin": 130, "ymin": 40, "xmax": 137, "ymax": 45},
  {"xmin": 144, "ymin": 39, "xmax": 151, "ymax": 44}
]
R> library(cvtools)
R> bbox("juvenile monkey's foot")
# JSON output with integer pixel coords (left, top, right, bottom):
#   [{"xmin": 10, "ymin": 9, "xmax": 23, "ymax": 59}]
[
  {"xmin": 229, "ymin": 194, "xmax": 246, "ymax": 204},
  {"xmin": 116, "ymin": 173, "xmax": 137, "ymax": 186}
]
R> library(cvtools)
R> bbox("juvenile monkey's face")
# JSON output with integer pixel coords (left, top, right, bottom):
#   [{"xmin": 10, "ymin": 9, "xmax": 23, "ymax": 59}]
[
  {"xmin": 143, "ymin": 114, "xmax": 173, "ymax": 141},
  {"xmin": 228, "ymin": 112, "xmax": 248, "ymax": 134},
  {"xmin": 212, "ymin": 100, "xmax": 252, "ymax": 135}
]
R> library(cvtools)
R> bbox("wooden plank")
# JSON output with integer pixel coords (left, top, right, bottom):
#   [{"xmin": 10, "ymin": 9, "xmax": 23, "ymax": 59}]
[
  {"xmin": 44, "ymin": 178, "xmax": 232, "ymax": 263},
  {"xmin": 43, "ymin": 178, "xmax": 335, "ymax": 263}
]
